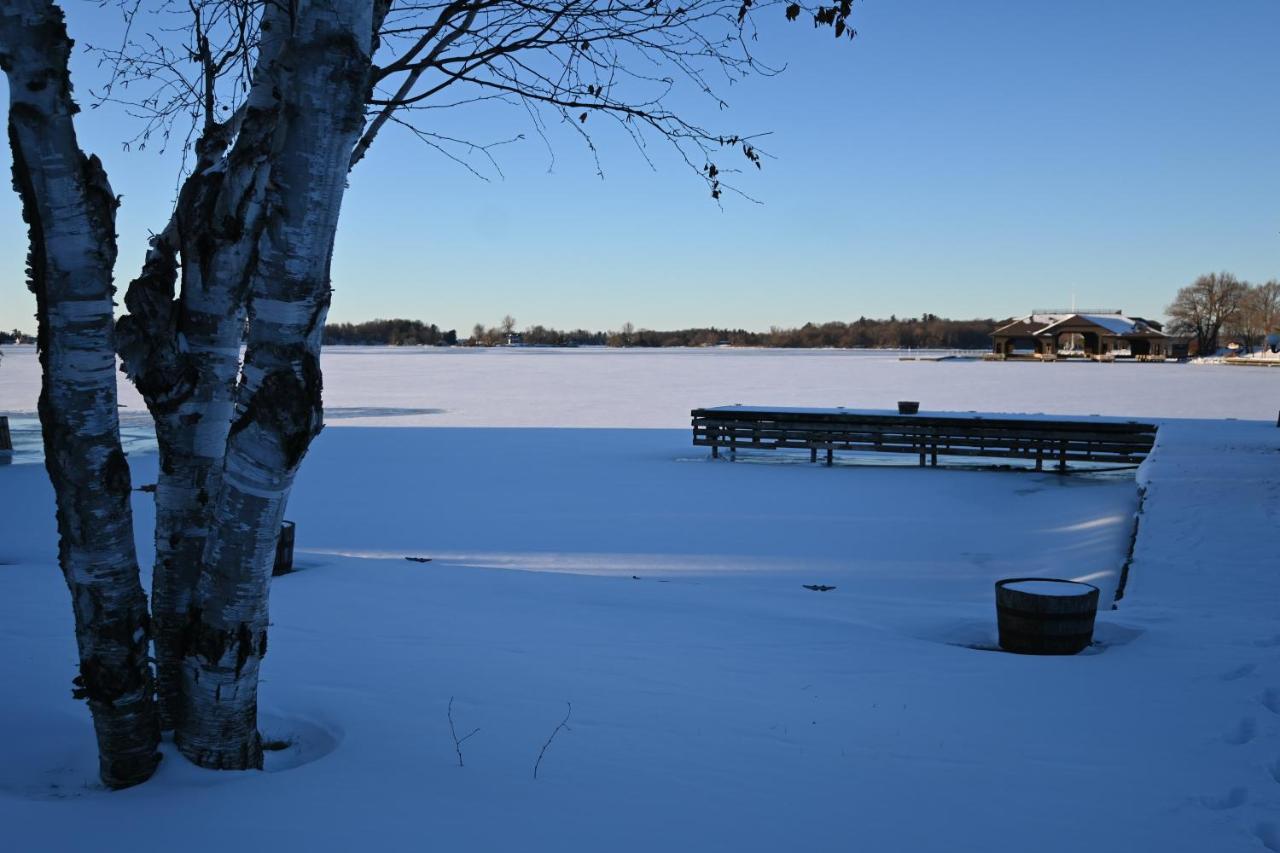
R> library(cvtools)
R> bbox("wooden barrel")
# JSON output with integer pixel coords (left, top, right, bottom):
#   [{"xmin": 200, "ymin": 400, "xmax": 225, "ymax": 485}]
[
  {"xmin": 996, "ymin": 578, "xmax": 1099, "ymax": 655},
  {"xmin": 272, "ymin": 521, "xmax": 296, "ymax": 577}
]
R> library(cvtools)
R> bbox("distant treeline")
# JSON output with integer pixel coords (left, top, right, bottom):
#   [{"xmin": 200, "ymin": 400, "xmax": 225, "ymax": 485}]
[
  {"xmin": 326, "ymin": 315, "xmax": 1000, "ymax": 349},
  {"xmin": 9, "ymin": 317, "xmax": 999, "ymax": 349},
  {"xmin": 475, "ymin": 321, "xmax": 607, "ymax": 347},
  {"xmin": 323, "ymin": 319, "xmax": 458, "ymax": 346},
  {"xmin": 602, "ymin": 316, "xmax": 997, "ymax": 349}
]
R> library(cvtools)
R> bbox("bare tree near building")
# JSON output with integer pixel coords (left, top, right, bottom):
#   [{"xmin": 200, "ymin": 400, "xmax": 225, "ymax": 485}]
[
  {"xmin": 1236, "ymin": 280, "xmax": 1280, "ymax": 352},
  {"xmin": 1165, "ymin": 272, "xmax": 1248, "ymax": 356},
  {"xmin": 2, "ymin": 0, "xmax": 858, "ymax": 781}
]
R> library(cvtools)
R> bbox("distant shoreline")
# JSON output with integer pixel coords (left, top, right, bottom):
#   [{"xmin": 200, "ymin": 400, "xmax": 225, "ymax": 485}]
[
  {"xmin": 2, "ymin": 342, "xmax": 994, "ymax": 353},
  {"xmin": 321, "ymin": 316, "xmax": 1000, "ymax": 349}
]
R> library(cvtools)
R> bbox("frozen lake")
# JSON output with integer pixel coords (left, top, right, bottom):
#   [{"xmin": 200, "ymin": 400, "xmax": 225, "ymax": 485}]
[{"xmin": 3, "ymin": 344, "xmax": 1276, "ymax": 431}]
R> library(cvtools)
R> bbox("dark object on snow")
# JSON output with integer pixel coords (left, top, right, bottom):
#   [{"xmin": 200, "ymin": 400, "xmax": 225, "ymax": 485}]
[
  {"xmin": 136, "ymin": 483, "xmax": 157, "ymax": 493},
  {"xmin": 0, "ymin": 415, "xmax": 11, "ymax": 453},
  {"xmin": 897, "ymin": 401, "xmax": 919, "ymax": 415},
  {"xmin": 405, "ymin": 556, "xmax": 432, "ymax": 563},
  {"xmin": 995, "ymin": 577, "xmax": 1099, "ymax": 655},
  {"xmin": 272, "ymin": 521, "xmax": 296, "ymax": 577},
  {"xmin": 803, "ymin": 584, "xmax": 836, "ymax": 592}
]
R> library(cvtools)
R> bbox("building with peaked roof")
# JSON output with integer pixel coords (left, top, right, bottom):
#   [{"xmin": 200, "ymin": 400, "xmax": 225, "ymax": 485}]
[{"xmin": 990, "ymin": 310, "xmax": 1172, "ymax": 360}]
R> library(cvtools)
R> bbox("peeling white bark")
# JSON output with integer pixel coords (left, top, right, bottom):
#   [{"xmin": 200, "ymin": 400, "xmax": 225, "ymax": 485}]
[
  {"xmin": 115, "ymin": 2, "xmax": 291, "ymax": 729},
  {"xmin": 177, "ymin": 0, "xmax": 375, "ymax": 769},
  {"xmin": 0, "ymin": 0, "xmax": 160, "ymax": 788}
]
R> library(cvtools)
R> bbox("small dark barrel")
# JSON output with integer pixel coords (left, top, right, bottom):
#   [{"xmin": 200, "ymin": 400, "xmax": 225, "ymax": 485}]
[
  {"xmin": 0, "ymin": 415, "xmax": 12, "ymax": 453},
  {"xmin": 996, "ymin": 577, "xmax": 1100, "ymax": 655},
  {"xmin": 897, "ymin": 401, "xmax": 919, "ymax": 415},
  {"xmin": 272, "ymin": 520, "xmax": 296, "ymax": 577}
]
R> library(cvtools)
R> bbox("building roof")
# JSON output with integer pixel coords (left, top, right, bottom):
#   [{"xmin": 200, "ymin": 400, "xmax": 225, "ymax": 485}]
[
  {"xmin": 992, "ymin": 312, "xmax": 1167, "ymax": 339},
  {"xmin": 991, "ymin": 318, "xmax": 1047, "ymax": 337}
]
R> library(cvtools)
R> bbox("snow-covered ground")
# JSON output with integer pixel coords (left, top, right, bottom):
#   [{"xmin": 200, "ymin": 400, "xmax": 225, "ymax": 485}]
[{"xmin": 1, "ymin": 345, "xmax": 1277, "ymax": 852}]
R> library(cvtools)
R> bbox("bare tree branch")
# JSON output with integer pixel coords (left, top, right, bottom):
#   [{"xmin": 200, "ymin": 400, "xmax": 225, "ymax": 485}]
[
  {"xmin": 533, "ymin": 701, "xmax": 572, "ymax": 779},
  {"xmin": 447, "ymin": 696, "xmax": 481, "ymax": 767},
  {"xmin": 93, "ymin": 0, "xmax": 856, "ymax": 198}
]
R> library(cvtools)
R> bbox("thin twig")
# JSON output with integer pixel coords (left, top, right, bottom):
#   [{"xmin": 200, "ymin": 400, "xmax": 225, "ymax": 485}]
[
  {"xmin": 448, "ymin": 695, "xmax": 480, "ymax": 767},
  {"xmin": 533, "ymin": 701, "xmax": 572, "ymax": 779}
]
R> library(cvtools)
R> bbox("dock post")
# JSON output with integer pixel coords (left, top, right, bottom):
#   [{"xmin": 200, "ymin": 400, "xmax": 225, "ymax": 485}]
[
  {"xmin": 930, "ymin": 441, "xmax": 938, "ymax": 467},
  {"xmin": 826, "ymin": 447, "xmax": 833, "ymax": 467},
  {"xmin": 272, "ymin": 521, "xmax": 296, "ymax": 576},
  {"xmin": 0, "ymin": 415, "xmax": 11, "ymax": 454},
  {"xmin": 810, "ymin": 446, "xmax": 818, "ymax": 463}
]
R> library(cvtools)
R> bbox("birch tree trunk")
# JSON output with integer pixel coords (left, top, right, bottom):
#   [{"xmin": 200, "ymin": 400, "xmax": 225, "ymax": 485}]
[
  {"xmin": 176, "ymin": 0, "xmax": 375, "ymax": 769},
  {"xmin": 116, "ymin": 6, "xmax": 288, "ymax": 730},
  {"xmin": 0, "ymin": 0, "xmax": 160, "ymax": 788}
]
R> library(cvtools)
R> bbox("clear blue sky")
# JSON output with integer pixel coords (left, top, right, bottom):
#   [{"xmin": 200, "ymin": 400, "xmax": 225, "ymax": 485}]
[{"xmin": 2, "ymin": 0, "xmax": 1277, "ymax": 334}]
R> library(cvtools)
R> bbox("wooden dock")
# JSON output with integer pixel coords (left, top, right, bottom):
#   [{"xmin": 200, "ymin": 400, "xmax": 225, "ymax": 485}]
[
  {"xmin": 691, "ymin": 407, "xmax": 1158, "ymax": 472},
  {"xmin": 1223, "ymin": 357, "xmax": 1280, "ymax": 368}
]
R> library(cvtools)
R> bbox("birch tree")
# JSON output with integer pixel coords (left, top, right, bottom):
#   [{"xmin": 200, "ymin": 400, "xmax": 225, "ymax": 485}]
[
  {"xmin": 115, "ymin": 0, "xmax": 289, "ymax": 737},
  {"xmin": 0, "ymin": 0, "xmax": 160, "ymax": 788},
  {"xmin": 3, "ymin": 0, "xmax": 856, "ymax": 782}
]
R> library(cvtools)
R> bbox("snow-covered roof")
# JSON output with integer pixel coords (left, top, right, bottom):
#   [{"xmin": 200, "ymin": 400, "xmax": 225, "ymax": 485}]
[
  {"xmin": 1079, "ymin": 314, "xmax": 1146, "ymax": 335},
  {"xmin": 996, "ymin": 312, "xmax": 1166, "ymax": 338},
  {"xmin": 991, "ymin": 318, "xmax": 1049, "ymax": 336}
]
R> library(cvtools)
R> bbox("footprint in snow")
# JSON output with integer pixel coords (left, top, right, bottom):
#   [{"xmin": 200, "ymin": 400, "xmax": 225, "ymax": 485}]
[
  {"xmin": 1222, "ymin": 663, "xmax": 1258, "ymax": 682},
  {"xmin": 1199, "ymin": 786, "xmax": 1247, "ymax": 810},
  {"xmin": 1262, "ymin": 689, "xmax": 1280, "ymax": 715},
  {"xmin": 1256, "ymin": 823, "xmax": 1280, "ymax": 853},
  {"xmin": 1224, "ymin": 717, "xmax": 1257, "ymax": 746}
]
